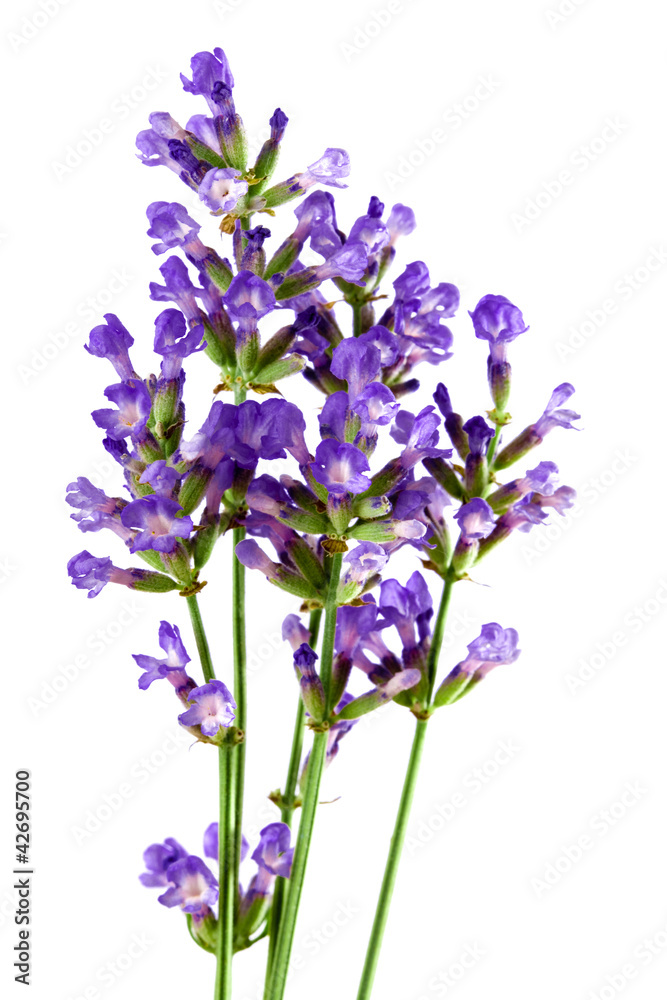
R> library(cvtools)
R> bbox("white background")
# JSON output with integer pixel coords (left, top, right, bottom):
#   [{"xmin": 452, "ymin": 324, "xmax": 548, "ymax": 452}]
[{"xmin": 3, "ymin": 1, "xmax": 667, "ymax": 998}]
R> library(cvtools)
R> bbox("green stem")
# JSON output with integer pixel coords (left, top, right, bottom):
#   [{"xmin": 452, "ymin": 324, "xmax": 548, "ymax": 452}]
[
  {"xmin": 265, "ymin": 555, "xmax": 342, "ymax": 1000},
  {"xmin": 186, "ymin": 594, "xmax": 216, "ymax": 682},
  {"xmin": 355, "ymin": 577, "xmax": 455, "ymax": 1000},
  {"xmin": 352, "ymin": 300, "xmax": 363, "ymax": 338},
  {"xmin": 232, "ymin": 525, "xmax": 247, "ymax": 898},
  {"xmin": 426, "ymin": 577, "xmax": 454, "ymax": 703},
  {"xmin": 214, "ymin": 743, "xmax": 236, "ymax": 1000},
  {"xmin": 486, "ymin": 421, "xmax": 503, "ymax": 466},
  {"xmin": 355, "ymin": 718, "xmax": 429, "ymax": 1000},
  {"xmin": 265, "ymin": 610, "xmax": 322, "ymax": 977}
]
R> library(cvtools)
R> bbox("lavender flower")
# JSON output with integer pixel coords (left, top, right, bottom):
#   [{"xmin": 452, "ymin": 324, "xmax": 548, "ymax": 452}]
[
  {"xmin": 434, "ymin": 623, "xmax": 520, "ymax": 706},
  {"xmin": 67, "ymin": 551, "xmax": 178, "ymax": 598},
  {"xmin": 146, "ymin": 202, "xmax": 206, "ymax": 259},
  {"xmin": 533, "ymin": 383, "xmax": 581, "ymax": 438},
  {"xmin": 133, "ymin": 621, "xmax": 194, "ymax": 694},
  {"xmin": 198, "ymin": 168, "xmax": 248, "ymax": 212},
  {"xmin": 298, "ymin": 148, "xmax": 350, "ymax": 191},
  {"xmin": 120, "ymin": 496, "xmax": 193, "ymax": 553},
  {"xmin": 158, "ymin": 856, "xmax": 218, "ymax": 919},
  {"xmin": 470, "ymin": 294, "xmax": 528, "ymax": 354},
  {"xmin": 252, "ymin": 822, "xmax": 294, "ymax": 879},
  {"xmin": 149, "ymin": 256, "xmax": 202, "ymax": 324},
  {"xmin": 180, "ymin": 47, "xmax": 234, "ymax": 113},
  {"xmin": 140, "ymin": 838, "xmax": 188, "ymax": 887},
  {"xmin": 309, "ymin": 440, "xmax": 372, "ymax": 496},
  {"xmin": 85, "ymin": 314, "xmax": 136, "ymax": 381},
  {"xmin": 179, "ymin": 679, "xmax": 236, "ymax": 737},
  {"xmin": 92, "ymin": 380, "xmax": 152, "ymax": 441},
  {"xmin": 454, "ymin": 499, "xmax": 496, "ymax": 540}
]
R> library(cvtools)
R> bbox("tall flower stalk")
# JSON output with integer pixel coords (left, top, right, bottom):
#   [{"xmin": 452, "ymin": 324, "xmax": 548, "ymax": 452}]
[{"xmin": 65, "ymin": 43, "xmax": 579, "ymax": 1000}]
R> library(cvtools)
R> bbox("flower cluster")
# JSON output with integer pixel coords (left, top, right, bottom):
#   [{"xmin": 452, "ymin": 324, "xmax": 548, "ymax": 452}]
[
  {"xmin": 65, "ymin": 44, "xmax": 579, "ymax": 981},
  {"xmin": 140, "ymin": 820, "xmax": 294, "ymax": 951}
]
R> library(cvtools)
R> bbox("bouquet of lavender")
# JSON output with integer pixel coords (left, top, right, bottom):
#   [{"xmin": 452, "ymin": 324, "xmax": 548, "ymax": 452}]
[{"xmin": 66, "ymin": 45, "xmax": 579, "ymax": 1000}]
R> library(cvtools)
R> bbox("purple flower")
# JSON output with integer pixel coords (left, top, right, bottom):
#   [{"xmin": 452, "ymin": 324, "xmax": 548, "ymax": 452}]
[
  {"xmin": 343, "ymin": 542, "xmax": 388, "ymax": 585},
  {"xmin": 358, "ymin": 326, "xmax": 401, "ymax": 368},
  {"xmin": 66, "ymin": 478, "xmax": 123, "ymax": 521},
  {"xmin": 348, "ymin": 214, "xmax": 390, "ymax": 256},
  {"xmin": 198, "ymin": 168, "xmax": 248, "ymax": 212},
  {"xmin": 146, "ymin": 202, "xmax": 205, "ymax": 259},
  {"xmin": 139, "ymin": 461, "xmax": 180, "ymax": 498},
  {"xmin": 299, "ymin": 148, "xmax": 350, "ymax": 190},
  {"xmin": 463, "ymin": 416, "xmax": 494, "ymax": 457},
  {"xmin": 533, "ymin": 485, "xmax": 576, "ymax": 514},
  {"xmin": 282, "ymin": 614, "xmax": 311, "ymax": 652},
  {"xmin": 149, "ymin": 257, "xmax": 201, "ymax": 325},
  {"xmin": 178, "ymin": 401, "xmax": 236, "ymax": 469},
  {"xmin": 310, "ymin": 440, "xmax": 372, "ymax": 496},
  {"xmin": 133, "ymin": 621, "xmax": 193, "ymax": 693},
  {"xmin": 460, "ymin": 622, "xmax": 520, "ymax": 678},
  {"xmin": 352, "ymin": 383, "xmax": 399, "ymax": 428},
  {"xmin": 386, "ymin": 204, "xmax": 416, "ymax": 244},
  {"xmin": 393, "ymin": 261, "xmax": 430, "ymax": 302},
  {"xmin": 231, "ymin": 399, "xmax": 291, "ymax": 468},
  {"xmin": 179, "ymin": 679, "xmax": 236, "ymax": 737},
  {"xmin": 158, "ymin": 855, "xmax": 218, "ymax": 918},
  {"xmin": 330, "ymin": 338, "xmax": 381, "ymax": 401},
  {"xmin": 501, "ymin": 497, "xmax": 550, "ymax": 533},
  {"xmin": 392, "ymin": 407, "xmax": 451, "ymax": 469},
  {"xmin": 252, "ymin": 823, "xmax": 294, "ymax": 879},
  {"xmin": 520, "ymin": 461, "xmax": 559, "ymax": 496},
  {"xmin": 140, "ymin": 838, "xmax": 188, "ymax": 887},
  {"xmin": 120, "ymin": 496, "xmax": 193, "ymax": 553},
  {"xmin": 136, "ymin": 128, "xmax": 185, "ymax": 175},
  {"xmin": 154, "ymin": 309, "xmax": 206, "ymax": 380},
  {"xmin": 92, "ymin": 380, "xmax": 152, "ymax": 441},
  {"xmin": 85, "ymin": 315, "xmax": 136, "ymax": 381},
  {"xmin": 180, "ymin": 47, "xmax": 234, "ymax": 113},
  {"xmin": 257, "ymin": 399, "xmax": 310, "ymax": 465},
  {"xmin": 379, "ymin": 571, "xmax": 433, "ymax": 651},
  {"xmin": 318, "ymin": 392, "xmax": 350, "ymax": 444},
  {"xmin": 67, "ymin": 551, "xmax": 136, "ymax": 598},
  {"xmin": 224, "ymin": 270, "xmax": 276, "ymax": 337},
  {"xmin": 66, "ymin": 477, "xmax": 133, "ymax": 544},
  {"xmin": 469, "ymin": 294, "xmax": 529, "ymax": 363},
  {"xmin": 186, "ymin": 114, "xmax": 222, "ymax": 153},
  {"xmin": 533, "ymin": 384, "xmax": 581, "ymax": 439},
  {"xmin": 235, "ymin": 539, "xmax": 280, "ymax": 580},
  {"xmin": 454, "ymin": 499, "xmax": 496, "ymax": 540},
  {"xmin": 314, "ymin": 240, "xmax": 369, "ymax": 285}
]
